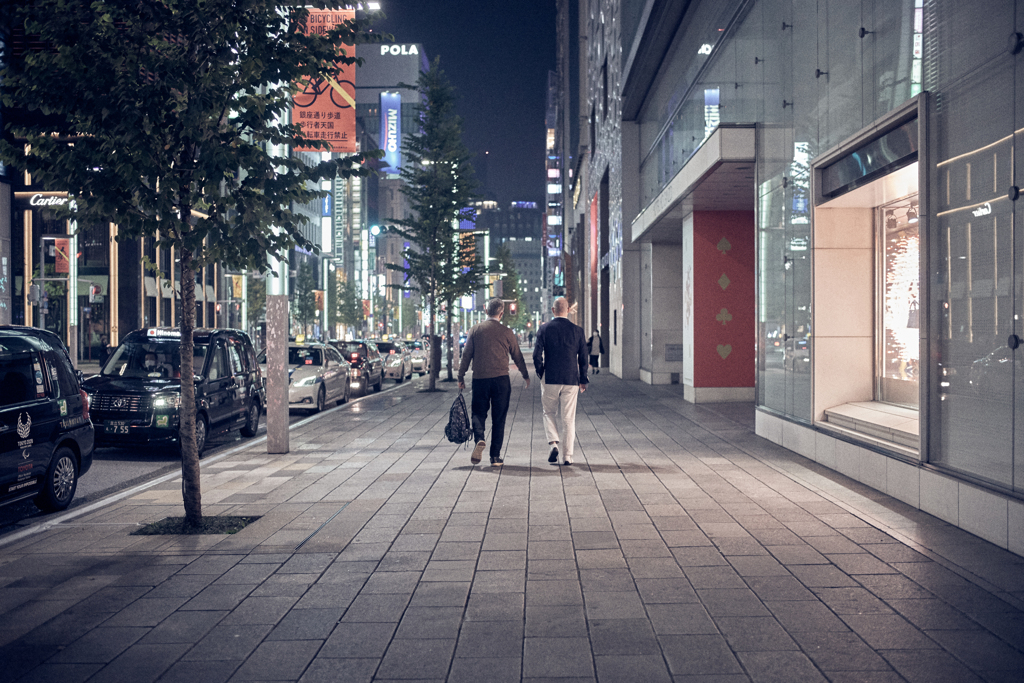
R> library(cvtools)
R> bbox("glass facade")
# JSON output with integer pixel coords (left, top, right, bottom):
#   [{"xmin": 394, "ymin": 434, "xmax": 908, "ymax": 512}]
[{"xmin": 627, "ymin": 0, "xmax": 1024, "ymax": 495}]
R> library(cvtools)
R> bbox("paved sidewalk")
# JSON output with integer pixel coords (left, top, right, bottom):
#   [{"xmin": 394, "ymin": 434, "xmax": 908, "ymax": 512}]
[{"xmin": 1, "ymin": 370, "xmax": 1023, "ymax": 682}]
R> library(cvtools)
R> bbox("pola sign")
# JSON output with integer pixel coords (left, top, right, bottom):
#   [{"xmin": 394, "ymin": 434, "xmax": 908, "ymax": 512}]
[{"xmin": 381, "ymin": 44, "xmax": 419, "ymax": 56}]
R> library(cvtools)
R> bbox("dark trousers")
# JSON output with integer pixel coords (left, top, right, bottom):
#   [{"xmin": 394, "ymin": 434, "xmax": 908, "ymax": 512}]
[{"xmin": 471, "ymin": 375, "xmax": 511, "ymax": 459}]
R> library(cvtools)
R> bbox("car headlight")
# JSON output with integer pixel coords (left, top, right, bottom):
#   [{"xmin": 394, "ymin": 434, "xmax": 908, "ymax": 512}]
[
  {"xmin": 294, "ymin": 376, "xmax": 318, "ymax": 387},
  {"xmin": 153, "ymin": 394, "xmax": 181, "ymax": 409}
]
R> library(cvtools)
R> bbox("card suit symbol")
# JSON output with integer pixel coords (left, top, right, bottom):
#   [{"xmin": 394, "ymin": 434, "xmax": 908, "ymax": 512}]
[
  {"xmin": 717, "ymin": 237, "xmax": 732, "ymax": 254},
  {"xmin": 716, "ymin": 308, "xmax": 733, "ymax": 325},
  {"xmin": 717, "ymin": 344, "xmax": 732, "ymax": 359},
  {"xmin": 718, "ymin": 273, "xmax": 731, "ymax": 290}
]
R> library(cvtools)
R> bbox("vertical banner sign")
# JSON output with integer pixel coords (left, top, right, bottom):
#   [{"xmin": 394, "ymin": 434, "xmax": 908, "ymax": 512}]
[
  {"xmin": 231, "ymin": 275, "xmax": 243, "ymax": 298},
  {"xmin": 293, "ymin": 9, "xmax": 356, "ymax": 153},
  {"xmin": 314, "ymin": 290, "xmax": 325, "ymax": 311},
  {"xmin": 54, "ymin": 238, "xmax": 70, "ymax": 274},
  {"xmin": 380, "ymin": 92, "xmax": 402, "ymax": 173}
]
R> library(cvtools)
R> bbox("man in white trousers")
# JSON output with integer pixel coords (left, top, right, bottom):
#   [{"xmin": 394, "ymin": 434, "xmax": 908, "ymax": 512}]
[{"xmin": 532, "ymin": 297, "xmax": 589, "ymax": 465}]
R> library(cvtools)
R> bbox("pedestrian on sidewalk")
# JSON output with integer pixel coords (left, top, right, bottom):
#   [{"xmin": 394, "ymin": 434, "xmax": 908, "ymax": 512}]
[
  {"xmin": 587, "ymin": 328, "xmax": 604, "ymax": 374},
  {"xmin": 534, "ymin": 297, "xmax": 588, "ymax": 466},
  {"xmin": 458, "ymin": 297, "xmax": 531, "ymax": 466}
]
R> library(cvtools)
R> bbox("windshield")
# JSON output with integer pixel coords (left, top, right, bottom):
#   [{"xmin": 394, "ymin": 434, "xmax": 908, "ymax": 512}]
[
  {"xmin": 101, "ymin": 341, "xmax": 208, "ymax": 379},
  {"xmin": 341, "ymin": 343, "xmax": 366, "ymax": 357},
  {"xmin": 289, "ymin": 347, "xmax": 322, "ymax": 367}
]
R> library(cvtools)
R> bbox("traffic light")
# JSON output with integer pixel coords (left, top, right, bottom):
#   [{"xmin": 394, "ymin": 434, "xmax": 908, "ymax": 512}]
[{"xmin": 508, "ymin": 301, "xmax": 517, "ymax": 317}]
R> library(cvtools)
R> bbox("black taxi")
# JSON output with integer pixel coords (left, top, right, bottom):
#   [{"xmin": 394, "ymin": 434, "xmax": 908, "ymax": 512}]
[
  {"xmin": 0, "ymin": 326, "xmax": 94, "ymax": 511},
  {"xmin": 83, "ymin": 328, "xmax": 265, "ymax": 456}
]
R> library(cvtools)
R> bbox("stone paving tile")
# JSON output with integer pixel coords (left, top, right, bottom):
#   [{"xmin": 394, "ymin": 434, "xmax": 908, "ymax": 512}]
[{"xmin": 3, "ymin": 378, "xmax": 1024, "ymax": 682}]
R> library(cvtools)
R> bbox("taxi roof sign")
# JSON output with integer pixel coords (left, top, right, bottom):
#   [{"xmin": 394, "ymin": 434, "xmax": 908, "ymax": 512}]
[{"xmin": 147, "ymin": 328, "xmax": 182, "ymax": 338}]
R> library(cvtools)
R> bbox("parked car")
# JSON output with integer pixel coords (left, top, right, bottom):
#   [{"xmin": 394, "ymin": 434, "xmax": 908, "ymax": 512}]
[
  {"xmin": 0, "ymin": 326, "xmax": 94, "ymax": 512},
  {"xmin": 375, "ymin": 339, "xmax": 413, "ymax": 383},
  {"xmin": 408, "ymin": 339, "xmax": 431, "ymax": 376},
  {"xmin": 330, "ymin": 339, "xmax": 384, "ymax": 396},
  {"xmin": 256, "ymin": 342, "xmax": 350, "ymax": 412},
  {"xmin": 84, "ymin": 328, "xmax": 265, "ymax": 457}
]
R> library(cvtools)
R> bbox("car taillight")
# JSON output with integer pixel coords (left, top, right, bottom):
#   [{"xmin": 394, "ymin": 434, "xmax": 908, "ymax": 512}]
[
  {"xmin": 389, "ymin": 350, "xmax": 395, "ymax": 354},
  {"xmin": 80, "ymin": 388, "xmax": 90, "ymax": 420},
  {"xmin": 350, "ymin": 353, "xmax": 359, "ymax": 360}
]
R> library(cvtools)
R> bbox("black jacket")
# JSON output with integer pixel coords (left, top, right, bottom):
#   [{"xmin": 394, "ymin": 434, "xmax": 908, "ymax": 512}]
[{"xmin": 533, "ymin": 317, "xmax": 589, "ymax": 386}]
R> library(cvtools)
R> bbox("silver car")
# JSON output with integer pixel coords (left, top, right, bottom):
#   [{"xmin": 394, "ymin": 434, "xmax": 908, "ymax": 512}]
[
  {"xmin": 257, "ymin": 343, "xmax": 351, "ymax": 412},
  {"xmin": 408, "ymin": 339, "xmax": 431, "ymax": 376},
  {"xmin": 375, "ymin": 340, "xmax": 413, "ymax": 383}
]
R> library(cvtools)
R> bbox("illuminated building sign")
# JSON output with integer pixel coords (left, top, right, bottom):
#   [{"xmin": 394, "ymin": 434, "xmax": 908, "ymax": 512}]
[
  {"xmin": 972, "ymin": 202, "xmax": 992, "ymax": 217},
  {"xmin": 380, "ymin": 92, "xmax": 402, "ymax": 174},
  {"xmin": 380, "ymin": 44, "xmax": 419, "ymax": 56}
]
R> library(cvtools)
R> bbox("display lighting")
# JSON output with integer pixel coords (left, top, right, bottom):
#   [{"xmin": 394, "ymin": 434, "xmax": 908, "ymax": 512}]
[{"xmin": 882, "ymin": 208, "xmax": 920, "ymax": 382}]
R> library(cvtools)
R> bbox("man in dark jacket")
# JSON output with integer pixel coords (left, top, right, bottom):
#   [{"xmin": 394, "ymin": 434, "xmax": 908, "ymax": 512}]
[
  {"xmin": 533, "ymin": 297, "xmax": 588, "ymax": 465},
  {"xmin": 458, "ymin": 298, "xmax": 531, "ymax": 466}
]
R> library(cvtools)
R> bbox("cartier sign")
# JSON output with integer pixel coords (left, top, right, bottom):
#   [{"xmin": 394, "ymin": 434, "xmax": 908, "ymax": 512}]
[
  {"xmin": 13, "ymin": 192, "xmax": 72, "ymax": 209},
  {"xmin": 971, "ymin": 202, "xmax": 992, "ymax": 217}
]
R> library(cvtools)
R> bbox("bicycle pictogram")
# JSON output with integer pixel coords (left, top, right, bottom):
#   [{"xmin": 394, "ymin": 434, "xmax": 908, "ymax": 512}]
[{"xmin": 293, "ymin": 72, "xmax": 355, "ymax": 109}]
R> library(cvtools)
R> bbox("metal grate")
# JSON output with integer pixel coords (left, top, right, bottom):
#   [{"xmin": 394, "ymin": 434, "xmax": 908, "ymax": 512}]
[{"xmin": 92, "ymin": 394, "xmax": 151, "ymax": 414}]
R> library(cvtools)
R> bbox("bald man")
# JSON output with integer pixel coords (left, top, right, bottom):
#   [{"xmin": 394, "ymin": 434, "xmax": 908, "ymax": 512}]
[{"xmin": 532, "ymin": 297, "xmax": 588, "ymax": 465}]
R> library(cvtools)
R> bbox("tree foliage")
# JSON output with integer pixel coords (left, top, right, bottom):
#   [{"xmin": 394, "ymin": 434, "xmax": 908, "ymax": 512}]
[
  {"xmin": 0, "ymin": 0, "xmax": 386, "ymax": 526},
  {"xmin": 335, "ymin": 277, "xmax": 363, "ymax": 334},
  {"xmin": 293, "ymin": 261, "xmax": 319, "ymax": 336},
  {"xmin": 386, "ymin": 58, "xmax": 482, "ymax": 390}
]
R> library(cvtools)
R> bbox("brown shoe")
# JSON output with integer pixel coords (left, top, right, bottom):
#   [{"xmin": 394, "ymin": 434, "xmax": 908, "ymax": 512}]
[{"xmin": 471, "ymin": 441, "xmax": 486, "ymax": 464}]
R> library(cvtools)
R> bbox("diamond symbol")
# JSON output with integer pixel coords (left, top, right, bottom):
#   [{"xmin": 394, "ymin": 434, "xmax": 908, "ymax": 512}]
[{"xmin": 718, "ymin": 273, "xmax": 731, "ymax": 290}]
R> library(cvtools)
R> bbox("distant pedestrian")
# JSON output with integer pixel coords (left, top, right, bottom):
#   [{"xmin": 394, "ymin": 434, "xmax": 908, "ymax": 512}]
[
  {"xmin": 534, "ymin": 297, "xmax": 588, "ymax": 466},
  {"xmin": 98, "ymin": 334, "xmax": 111, "ymax": 366},
  {"xmin": 587, "ymin": 329, "xmax": 604, "ymax": 374},
  {"xmin": 458, "ymin": 298, "xmax": 531, "ymax": 466},
  {"xmin": 528, "ymin": 330, "xmax": 534, "ymax": 348}
]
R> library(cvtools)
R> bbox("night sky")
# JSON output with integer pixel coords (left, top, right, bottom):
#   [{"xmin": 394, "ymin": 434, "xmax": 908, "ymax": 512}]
[{"xmin": 369, "ymin": 1, "xmax": 557, "ymax": 207}]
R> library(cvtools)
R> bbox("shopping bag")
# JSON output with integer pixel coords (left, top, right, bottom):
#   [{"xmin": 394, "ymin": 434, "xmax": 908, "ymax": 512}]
[{"xmin": 445, "ymin": 391, "xmax": 473, "ymax": 444}]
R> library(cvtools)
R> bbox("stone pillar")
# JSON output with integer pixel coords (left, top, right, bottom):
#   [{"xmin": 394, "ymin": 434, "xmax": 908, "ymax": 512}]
[{"xmin": 266, "ymin": 294, "xmax": 289, "ymax": 454}]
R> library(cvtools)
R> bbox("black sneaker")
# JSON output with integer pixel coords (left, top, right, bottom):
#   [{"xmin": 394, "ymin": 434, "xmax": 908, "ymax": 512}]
[
  {"xmin": 490, "ymin": 456, "xmax": 504, "ymax": 467},
  {"xmin": 548, "ymin": 446, "xmax": 559, "ymax": 464}
]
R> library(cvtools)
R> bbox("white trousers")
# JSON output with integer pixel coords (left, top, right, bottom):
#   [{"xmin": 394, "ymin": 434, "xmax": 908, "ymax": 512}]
[{"xmin": 541, "ymin": 383, "xmax": 580, "ymax": 456}]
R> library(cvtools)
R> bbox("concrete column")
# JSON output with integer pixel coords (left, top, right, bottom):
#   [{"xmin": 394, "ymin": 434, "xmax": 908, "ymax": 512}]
[{"xmin": 266, "ymin": 294, "xmax": 289, "ymax": 454}]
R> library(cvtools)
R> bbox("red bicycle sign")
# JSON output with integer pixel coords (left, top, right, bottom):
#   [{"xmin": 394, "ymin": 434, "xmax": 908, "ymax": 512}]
[{"xmin": 293, "ymin": 73, "xmax": 355, "ymax": 109}]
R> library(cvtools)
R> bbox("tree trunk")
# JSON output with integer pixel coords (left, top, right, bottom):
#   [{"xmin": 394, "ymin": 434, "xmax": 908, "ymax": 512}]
[
  {"xmin": 427, "ymin": 290, "xmax": 437, "ymax": 391},
  {"xmin": 179, "ymin": 239, "xmax": 202, "ymax": 528},
  {"xmin": 445, "ymin": 304, "xmax": 454, "ymax": 381}
]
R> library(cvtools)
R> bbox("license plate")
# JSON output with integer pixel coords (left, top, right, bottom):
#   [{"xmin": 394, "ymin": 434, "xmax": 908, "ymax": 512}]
[{"xmin": 106, "ymin": 421, "xmax": 130, "ymax": 435}]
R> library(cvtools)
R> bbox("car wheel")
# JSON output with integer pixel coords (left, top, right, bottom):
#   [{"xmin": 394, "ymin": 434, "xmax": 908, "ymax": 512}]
[
  {"xmin": 396, "ymin": 370, "xmax": 404, "ymax": 384},
  {"xmin": 195, "ymin": 414, "xmax": 208, "ymax": 457},
  {"xmin": 374, "ymin": 374, "xmax": 383, "ymax": 392},
  {"xmin": 315, "ymin": 385, "xmax": 326, "ymax": 412},
  {"xmin": 338, "ymin": 382, "xmax": 350, "ymax": 405},
  {"xmin": 34, "ymin": 446, "xmax": 78, "ymax": 512},
  {"xmin": 240, "ymin": 400, "xmax": 261, "ymax": 437}
]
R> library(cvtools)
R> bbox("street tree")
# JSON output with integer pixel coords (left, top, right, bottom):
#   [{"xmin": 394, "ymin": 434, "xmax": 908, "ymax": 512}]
[
  {"xmin": 293, "ymin": 261, "xmax": 319, "ymax": 337},
  {"xmin": 336, "ymin": 277, "xmax": 363, "ymax": 337},
  {"xmin": 0, "ymin": 0, "xmax": 386, "ymax": 527},
  {"xmin": 387, "ymin": 58, "xmax": 482, "ymax": 391},
  {"xmin": 495, "ymin": 244, "xmax": 524, "ymax": 330}
]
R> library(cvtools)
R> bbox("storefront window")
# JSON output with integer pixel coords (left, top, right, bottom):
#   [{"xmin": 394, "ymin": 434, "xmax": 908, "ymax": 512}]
[{"xmin": 877, "ymin": 197, "xmax": 920, "ymax": 408}]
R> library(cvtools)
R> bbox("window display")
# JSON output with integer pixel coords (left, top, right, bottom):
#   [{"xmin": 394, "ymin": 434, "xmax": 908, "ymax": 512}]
[{"xmin": 877, "ymin": 197, "xmax": 920, "ymax": 408}]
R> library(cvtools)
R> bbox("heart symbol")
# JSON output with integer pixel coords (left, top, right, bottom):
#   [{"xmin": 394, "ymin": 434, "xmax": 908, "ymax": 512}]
[{"xmin": 717, "ymin": 344, "xmax": 732, "ymax": 359}]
